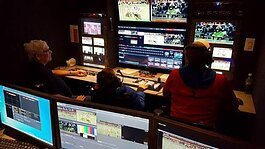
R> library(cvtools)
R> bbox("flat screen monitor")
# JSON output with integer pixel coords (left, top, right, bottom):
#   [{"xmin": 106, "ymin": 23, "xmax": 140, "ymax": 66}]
[
  {"xmin": 151, "ymin": 0, "xmax": 188, "ymax": 23},
  {"xmin": 118, "ymin": 0, "xmax": 150, "ymax": 22},
  {"xmin": 194, "ymin": 21, "xmax": 236, "ymax": 45},
  {"xmin": 57, "ymin": 102, "xmax": 151, "ymax": 149},
  {"xmin": 211, "ymin": 59, "xmax": 231, "ymax": 71},
  {"xmin": 212, "ymin": 47, "xmax": 233, "ymax": 58},
  {"xmin": 155, "ymin": 117, "xmax": 250, "ymax": 149},
  {"xmin": 118, "ymin": 26, "xmax": 186, "ymax": 71},
  {"xmin": 81, "ymin": 18, "xmax": 102, "ymax": 36},
  {"xmin": 118, "ymin": 0, "xmax": 188, "ymax": 23},
  {"xmin": 82, "ymin": 36, "xmax": 93, "ymax": 45},
  {"xmin": 0, "ymin": 84, "xmax": 54, "ymax": 146}
]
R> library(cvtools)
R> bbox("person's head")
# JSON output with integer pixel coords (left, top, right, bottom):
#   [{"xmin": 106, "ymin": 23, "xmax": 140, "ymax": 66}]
[
  {"xmin": 184, "ymin": 39, "xmax": 213, "ymax": 67},
  {"xmin": 24, "ymin": 40, "xmax": 52, "ymax": 65},
  {"xmin": 96, "ymin": 68, "xmax": 121, "ymax": 93}
]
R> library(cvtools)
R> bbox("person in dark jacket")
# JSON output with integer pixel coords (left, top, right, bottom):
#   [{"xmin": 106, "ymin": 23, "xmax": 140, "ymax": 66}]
[{"xmin": 93, "ymin": 67, "xmax": 146, "ymax": 111}]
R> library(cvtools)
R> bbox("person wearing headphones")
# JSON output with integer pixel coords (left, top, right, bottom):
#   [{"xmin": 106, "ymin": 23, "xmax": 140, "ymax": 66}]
[
  {"xmin": 163, "ymin": 39, "xmax": 239, "ymax": 128},
  {"xmin": 92, "ymin": 68, "xmax": 146, "ymax": 111},
  {"xmin": 23, "ymin": 40, "xmax": 87, "ymax": 101}
]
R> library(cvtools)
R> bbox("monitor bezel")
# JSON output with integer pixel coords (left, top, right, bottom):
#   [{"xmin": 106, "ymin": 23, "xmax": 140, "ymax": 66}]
[
  {"xmin": 0, "ymin": 82, "xmax": 59, "ymax": 149},
  {"xmin": 53, "ymin": 96, "xmax": 155, "ymax": 149},
  {"xmin": 153, "ymin": 116, "xmax": 252, "ymax": 149}
]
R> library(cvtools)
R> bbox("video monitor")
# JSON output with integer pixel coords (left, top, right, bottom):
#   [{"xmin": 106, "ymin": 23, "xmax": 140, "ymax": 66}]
[
  {"xmin": 118, "ymin": 0, "xmax": 188, "ymax": 23},
  {"xmin": 151, "ymin": 0, "xmax": 188, "ymax": 23},
  {"xmin": 93, "ymin": 37, "xmax": 105, "ymax": 46},
  {"xmin": 81, "ymin": 18, "xmax": 102, "ymax": 36},
  {"xmin": 0, "ymin": 84, "xmax": 54, "ymax": 146},
  {"xmin": 81, "ymin": 45, "xmax": 105, "ymax": 68},
  {"xmin": 212, "ymin": 47, "xmax": 233, "ymax": 58},
  {"xmin": 118, "ymin": 26, "xmax": 186, "ymax": 71},
  {"xmin": 211, "ymin": 59, "xmax": 231, "ymax": 71},
  {"xmin": 57, "ymin": 102, "xmax": 151, "ymax": 149},
  {"xmin": 155, "ymin": 116, "xmax": 250, "ymax": 149},
  {"xmin": 194, "ymin": 21, "xmax": 236, "ymax": 45},
  {"xmin": 82, "ymin": 45, "xmax": 93, "ymax": 54},
  {"xmin": 118, "ymin": 0, "xmax": 150, "ymax": 22},
  {"xmin": 82, "ymin": 36, "xmax": 92, "ymax": 45}
]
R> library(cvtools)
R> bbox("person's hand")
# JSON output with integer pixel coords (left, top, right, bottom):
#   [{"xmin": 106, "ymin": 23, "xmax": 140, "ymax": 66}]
[
  {"xmin": 76, "ymin": 95, "xmax": 86, "ymax": 101},
  {"xmin": 74, "ymin": 70, "xmax": 87, "ymax": 77}
]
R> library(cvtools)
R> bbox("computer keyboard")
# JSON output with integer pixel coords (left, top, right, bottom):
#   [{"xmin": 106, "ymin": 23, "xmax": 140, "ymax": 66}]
[
  {"xmin": 0, "ymin": 138, "xmax": 40, "ymax": 149},
  {"xmin": 68, "ymin": 68, "xmax": 98, "ymax": 76},
  {"xmin": 131, "ymin": 78, "xmax": 163, "ymax": 91}
]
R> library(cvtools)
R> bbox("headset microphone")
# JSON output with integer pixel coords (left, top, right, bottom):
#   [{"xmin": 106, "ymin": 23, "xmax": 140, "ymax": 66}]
[{"xmin": 116, "ymin": 69, "xmax": 124, "ymax": 84}]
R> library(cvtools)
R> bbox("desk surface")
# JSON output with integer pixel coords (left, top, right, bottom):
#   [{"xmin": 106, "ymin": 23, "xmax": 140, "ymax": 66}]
[{"xmin": 58, "ymin": 65, "xmax": 256, "ymax": 114}]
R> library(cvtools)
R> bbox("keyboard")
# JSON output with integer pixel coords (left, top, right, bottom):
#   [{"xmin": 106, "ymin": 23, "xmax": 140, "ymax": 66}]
[
  {"xmin": 69, "ymin": 68, "xmax": 98, "ymax": 76},
  {"xmin": 0, "ymin": 138, "xmax": 40, "ymax": 149}
]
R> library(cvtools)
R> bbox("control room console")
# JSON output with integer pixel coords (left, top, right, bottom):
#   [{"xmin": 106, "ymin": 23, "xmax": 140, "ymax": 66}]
[{"xmin": 56, "ymin": 65, "xmax": 169, "ymax": 95}]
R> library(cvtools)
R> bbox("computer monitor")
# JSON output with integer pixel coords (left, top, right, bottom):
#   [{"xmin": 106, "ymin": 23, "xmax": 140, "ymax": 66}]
[
  {"xmin": 151, "ymin": 0, "xmax": 188, "ymax": 23},
  {"xmin": 118, "ymin": 0, "xmax": 150, "ymax": 22},
  {"xmin": 118, "ymin": 25, "xmax": 186, "ymax": 71},
  {"xmin": 211, "ymin": 59, "xmax": 231, "ymax": 71},
  {"xmin": 0, "ymin": 84, "xmax": 55, "ymax": 147},
  {"xmin": 212, "ymin": 47, "xmax": 233, "ymax": 59},
  {"xmin": 155, "ymin": 116, "xmax": 251, "ymax": 149},
  {"xmin": 193, "ymin": 21, "xmax": 237, "ymax": 45},
  {"xmin": 56, "ymin": 101, "xmax": 153, "ymax": 149},
  {"xmin": 81, "ymin": 18, "xmax": 102, "ymax": 36},
  {"xmin": 117, "ymin": 0, "xmax": 188, "ymax": 23}
]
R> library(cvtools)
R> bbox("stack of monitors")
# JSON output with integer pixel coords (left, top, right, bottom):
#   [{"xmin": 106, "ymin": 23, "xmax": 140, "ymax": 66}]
[
  {"xmin": 193, "ymin": 21, "xmax": 237, "ymax": 72},
  {"xmin": 80, "ymin": 17, "xmax": 105, "ymax": 68},
  {"xmin": 118, "ymin": 0, "xmax": 188, "ymax": 23},
  {"xmin": 0, "ymin": 84, "xmax": 55, "ymax": 148},
  {"xmin": 56, "ymin": 102, "xmax": 152, "ymax": 149},
  {"xmin": 118, "ymin": 26, "xmax": 186, "ymax": 70}
]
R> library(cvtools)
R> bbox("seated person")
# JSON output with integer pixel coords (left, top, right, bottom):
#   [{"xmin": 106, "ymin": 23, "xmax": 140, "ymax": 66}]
[
  {"xmin": 92, "ymin": 68, "xmax": 146, "ymax": 111},
  {"xmin": 23, "ymin": 40, "xmax": 87, "ymax": 101},
  {"xmin": 163, "ymin": 39, "xmax": 239, "ymax": 128}
]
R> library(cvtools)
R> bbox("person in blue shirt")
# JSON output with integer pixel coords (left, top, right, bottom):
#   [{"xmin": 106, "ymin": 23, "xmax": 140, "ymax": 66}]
[{"xmin": 92, "ymin": 68, "xmax": 146, "ymax": 111}]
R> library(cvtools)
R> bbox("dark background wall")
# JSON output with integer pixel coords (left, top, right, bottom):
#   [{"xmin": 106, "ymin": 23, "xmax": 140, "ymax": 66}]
[{"xmin": 0, "ymin": 0, "xmax": 265, "ymax": 147}]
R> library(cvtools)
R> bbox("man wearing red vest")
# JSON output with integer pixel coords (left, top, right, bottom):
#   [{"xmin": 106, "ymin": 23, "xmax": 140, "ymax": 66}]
[{"xmin": 163, "ymin": 39, "xmax": 239, "ymax": 128}]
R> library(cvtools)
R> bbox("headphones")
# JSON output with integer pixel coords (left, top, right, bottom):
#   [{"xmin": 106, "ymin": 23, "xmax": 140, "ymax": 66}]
[
  {"xmin": 184, "ymin": 40, "xmax": 213, "ymax": 66},
  {"xmin": 97, "ymin": 71, "xmax": 122, "ymax": 90},
  {"xmin": 202, "ymin": 46, "xmax": 213, "ymax": 66}
]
